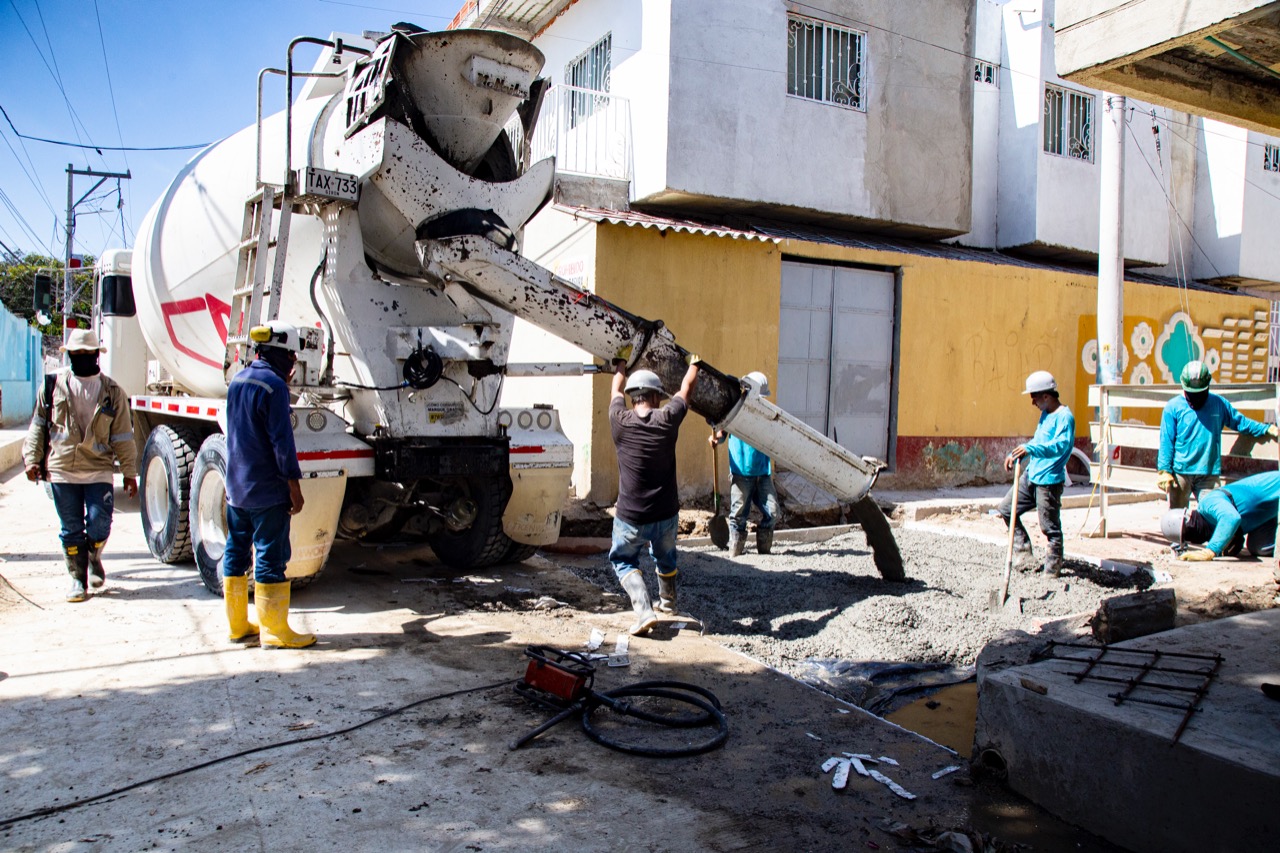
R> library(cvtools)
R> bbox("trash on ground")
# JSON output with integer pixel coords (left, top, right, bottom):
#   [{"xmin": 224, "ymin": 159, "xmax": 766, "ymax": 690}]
[
  {"xmin": 931, "ymin": 764, "xmax": 962, "ymax": 779},
  {"xmin": 532, "ymin": 595, "xmax": 567, "ymax": 609},
  {"xmin": 805, "ymin": 732, "xmax": 822, "ymax": 741},
  {"xmin": 585, "ymin": 628, "xmax": 604, "ymax": 650},
  {"xmin": 868, "ymin": 768, "xmax": 916, "ymax": 800}
]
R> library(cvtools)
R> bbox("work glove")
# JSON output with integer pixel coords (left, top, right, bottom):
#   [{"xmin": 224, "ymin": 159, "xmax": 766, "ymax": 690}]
[
  {"xmin": 1156, "ymin": 471, "xmax": 1175, "ymax": 492},
  {"xmin": 685, "ymin": 352, "xmax": 701, "ymax": 365},
  {"xmin": 1269, "ymin": 425, "xmax": 1279, "ymax": 440},
  {"xmin": 1178, "ymin": 547, "xmax": 1216, "ymax": 562}
]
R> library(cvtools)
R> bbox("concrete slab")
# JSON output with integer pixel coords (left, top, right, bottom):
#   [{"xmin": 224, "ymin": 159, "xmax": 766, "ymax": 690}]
[
  {"xmin": 0, "ymin": 428, "xmax": 26, "ymax": 475},
  {"xmin": 974, "ymin": 610, "xmax": 1280, "ymax": 853}
]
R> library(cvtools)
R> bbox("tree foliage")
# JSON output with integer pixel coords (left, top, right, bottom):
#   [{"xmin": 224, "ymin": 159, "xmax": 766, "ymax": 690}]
[{"xmin": 0, "ymin": 253, "xmax": 95, "ymax": 347}]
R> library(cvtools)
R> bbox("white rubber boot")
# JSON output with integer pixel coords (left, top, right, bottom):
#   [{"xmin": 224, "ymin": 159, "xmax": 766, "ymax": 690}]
[{"xmin": 620, "ymin": 571, "xmax": 658, "ymax": 636}]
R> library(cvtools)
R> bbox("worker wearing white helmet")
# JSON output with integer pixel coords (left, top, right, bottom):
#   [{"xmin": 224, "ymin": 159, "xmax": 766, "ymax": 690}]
[
  {"xmin": 710, "ymin": 371, "xmax": 779, "ymax": 557},
  {"xmin": 608, "ymin": 354, "xmax": 700, "ymax": 634},
  {"xmin": 222, "ymin": 320, "xmax": 314, "ymax": 648},
  {"xmin": 997, "ymin": 370, "xmax": 1076, "ymax": 576},
  {"xmin": 1156, "ymin": 360, "xmax": 1277, "ymax": 509}
]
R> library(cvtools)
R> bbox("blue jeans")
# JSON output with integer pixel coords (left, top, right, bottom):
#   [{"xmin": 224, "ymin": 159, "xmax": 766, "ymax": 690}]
[
  {"xmin": 50, "ymin": 482, "xmax": 114, "ymax": 549},
  {"xmin": 223, "ymin": 503, "xmax": 292, "ymax": 584},
  {"xmin": 609, "ymin": 515, "xmax": 679, "ymax": 582},
  {"xmin": 730, "ymin": 474, "xmax": 778, "ymax": 534}
]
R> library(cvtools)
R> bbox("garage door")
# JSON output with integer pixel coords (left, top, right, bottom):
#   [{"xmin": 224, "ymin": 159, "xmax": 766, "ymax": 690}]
[{"xmin": 777, "ymin": 261, "xmax": 895, "ymax": 461}]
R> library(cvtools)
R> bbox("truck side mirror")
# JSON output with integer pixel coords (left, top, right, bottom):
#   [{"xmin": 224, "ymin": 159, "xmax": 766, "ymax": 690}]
[
  {"xmin": 101, "ymin": 274, "xmax": 136, "ymax": 317},
  {"xmin": 33, "ymin": 272, "xmax": 54, "ymax": 314}
]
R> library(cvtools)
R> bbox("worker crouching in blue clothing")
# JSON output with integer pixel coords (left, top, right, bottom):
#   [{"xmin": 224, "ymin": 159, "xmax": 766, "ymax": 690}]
[
  {"xmin": 998, "ymin": 371, "xmax": 1076, "ymax": 577},
  {"xmin": 1156, "ymin": 360, "xmax": 1277, "ymax": 508},
  {"xmin": 1161, "ymin": 470, "xmax": 1280, "ymax": 562},
  {"xmin": 710, "ymin": 371, "xmax": 778, "ymax": 557},
  {"xmin": 222, "ymin": 320, "xmax": 314, "ymax": 649}
]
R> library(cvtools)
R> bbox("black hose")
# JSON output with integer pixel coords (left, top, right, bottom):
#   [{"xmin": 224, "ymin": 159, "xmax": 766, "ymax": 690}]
[{"xmin": 580, "ymin": 681, "xmax": 729, "ymax": 757}]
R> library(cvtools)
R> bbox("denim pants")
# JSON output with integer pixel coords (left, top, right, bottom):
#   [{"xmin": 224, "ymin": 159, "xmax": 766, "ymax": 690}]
[
  {"xmin": 609, "ymin": 515, "xmax": 679, "ymax": 582},
  {"xmin": 50, "ymin": 482, "xmax": 114, "ymax": 549},
  {"xmin": 997, "ymin": 474, "xmax": 1064, "ymax": 558},
  {"xmin": 729, "ymin": 474, "xmax": 778, "ymax": 534},
  {"xmin": 1168, "ymin": 473, "xmax": 1221, "ymax": 510},
  {"xmin": 223, "ymin": 503, "xmax": 292, "ymax": 584}
]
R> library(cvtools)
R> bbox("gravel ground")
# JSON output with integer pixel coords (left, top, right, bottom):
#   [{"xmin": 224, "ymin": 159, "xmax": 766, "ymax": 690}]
[{"xmin": 560, "ymin": 526, "xmax": 1149, "ymax": 680}]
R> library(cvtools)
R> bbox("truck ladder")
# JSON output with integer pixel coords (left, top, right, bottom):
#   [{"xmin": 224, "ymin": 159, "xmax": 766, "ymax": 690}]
[{"xmin": 224, "ymin": 184, "xmax": 296, "ymax": 381}]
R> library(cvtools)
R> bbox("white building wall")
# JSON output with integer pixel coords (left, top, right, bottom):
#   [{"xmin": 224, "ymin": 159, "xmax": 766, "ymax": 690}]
[
  {"xmin": 951, "ymin": 0, "xmax": 1004, "ymax": 247},
  {"xmin": 503, "ymin": 209, "xmax": 602, "ymax": 498},
  {"xmin": 1192, "ymin": 119, "xmax": 1247, "ymax": 282},
  {"xmin": 1239, "ymin": 131, "xmax": 1280, "ymax": 282},
  {"xmin": 996, "ymin": 0, "xmax": 1169, "ymax": 265},
  {"xmin": 658, "ymin": 0, "xmax": 973, "ymax": 236}
]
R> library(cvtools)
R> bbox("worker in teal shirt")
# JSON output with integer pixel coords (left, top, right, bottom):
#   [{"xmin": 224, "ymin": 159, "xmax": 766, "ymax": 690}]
[
  {"xmin": 1156, "ymin": 360, "xmax": 1276, "ymax": 508},
  {"xmin": 998, "ymin": 371, "xmax": 1076, "ymax": 576},
  {"xmin": 710, "ymin": 372, "xmax": 778, "ymax": 557},
  {"xmin": 1161, "ymin": 471, "xmax": 1280, "ymax": 561}
]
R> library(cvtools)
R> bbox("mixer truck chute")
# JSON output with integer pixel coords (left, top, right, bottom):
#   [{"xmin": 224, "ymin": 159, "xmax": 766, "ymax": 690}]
[{"xmin": 107, "ymin": 23, "xmax": 903, "ymax": 593}]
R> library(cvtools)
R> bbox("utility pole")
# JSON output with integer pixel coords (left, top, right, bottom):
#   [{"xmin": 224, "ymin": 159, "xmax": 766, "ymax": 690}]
[
  {"xmin": 1095, "ymin": 93, "xmax": 1126, "ymax": 537},
  {"xmin": 64, "ymin": 164, "xmax": 130, "ymax": 348}
]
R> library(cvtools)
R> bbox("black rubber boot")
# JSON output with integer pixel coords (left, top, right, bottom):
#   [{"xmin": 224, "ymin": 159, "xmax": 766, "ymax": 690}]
[
  {"xmin": 64, "ymin": 544, "xmax": 89, "ymax": 603},
  {"xmin": 87, "ymin": 540, "xmax": 107, "ymax": 589},
  {"xmin": 1041, "ymin": 554, "xmax": 1063, "ymax": 577},
  {"xmin": 657, "ymin": 572, "xmax": 677, "ymax": 613},
  {"xmin": 728, "ymin": 530, "xmax": 745, "ymax": 557},
  {"xmin": 756, "ymin": 529, "xmax": 774, "ymax": 555}
]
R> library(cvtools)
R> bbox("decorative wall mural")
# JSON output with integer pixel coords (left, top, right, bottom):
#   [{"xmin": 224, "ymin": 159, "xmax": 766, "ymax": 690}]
[
  {"xmin": 1130, "ymin": 362, "xmax": 1154, "ymax": 385},
  {"xmin": 1131, "ymin": 322, "xmax": 1154, "ymax": 360},
  {"xmin": 1155, "ymin": 311, "xmax": 1203, "ymax": 383}
]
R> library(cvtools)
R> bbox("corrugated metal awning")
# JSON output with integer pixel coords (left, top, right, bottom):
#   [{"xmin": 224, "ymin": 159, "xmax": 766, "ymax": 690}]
[{"xmin": 555, "ymin": 205, "xmax": 779, "ymax": 243}]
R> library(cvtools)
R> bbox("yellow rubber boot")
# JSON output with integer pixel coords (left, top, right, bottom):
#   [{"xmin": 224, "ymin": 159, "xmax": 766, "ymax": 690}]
[
  {"xmin": 223, "ymin": 575, "xmax": 259, "ymax": 641},
  {"xmin": 254, "ymin": 581, "xmax": 315, "ymax": 649}
]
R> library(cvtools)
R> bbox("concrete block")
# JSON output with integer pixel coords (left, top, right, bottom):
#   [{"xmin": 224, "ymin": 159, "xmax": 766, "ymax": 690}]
[{"xmin": 975, "ymin": 610, "xmax": 1280, "ymax": 853}]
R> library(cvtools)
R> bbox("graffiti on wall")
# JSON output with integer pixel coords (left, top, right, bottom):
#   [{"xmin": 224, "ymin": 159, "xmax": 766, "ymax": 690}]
[
  {"xmin": 1078, "ymin": 308, "xmax": 1269, "ymax": 389},
  {"xmin": 963, "ymin": 322, "xmax": 1059, "ymax": 395}
]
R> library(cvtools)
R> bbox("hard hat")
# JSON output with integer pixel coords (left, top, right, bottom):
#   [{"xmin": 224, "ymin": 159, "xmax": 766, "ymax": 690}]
[
  {"xmin": 623, "ymin": 369, "xmax": 665, "ymax": 398},
  {"xmin": 250, "ymin": 321, "xmax": 305, "ymax": 352},
  {"xmin": 1159, "ymin": 508, "xmax": 1188, "ymax": 544},
  {"xmin": 1179, "ymin": 360, "xmax": 1211, "ymax": 392},
  {"xmin": 743, "ymin": 371, "xmax": 770, "ymax": 397},
  {"xmin": 1023, "ymin": 370, "xmax": 1057, "ymax": 395}
]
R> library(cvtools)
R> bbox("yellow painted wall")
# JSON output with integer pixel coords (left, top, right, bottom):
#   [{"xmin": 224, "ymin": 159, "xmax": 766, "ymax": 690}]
[
  {"xmin": 573, "ymin": 223, "xmax": 1268, "ymax": 499},
  {"xmin": 585, "ymin": 224, "xmax": 781, "ymax": 503}
]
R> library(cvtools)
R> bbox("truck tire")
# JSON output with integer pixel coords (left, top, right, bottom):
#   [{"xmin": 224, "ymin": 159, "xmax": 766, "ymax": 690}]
[
  {"xmin": 427, "ymin": 477, "xmax": 511, "ymax": 569},
  {"xmin": 191, "ymin": 434, "xmax": 229, "ymax": 595},
  {"xmin": 850, "ymin": 497, "xmax": 906, "ymax": 582},
  {"xmin": 140, "ymin": 424, "xmax": 199, "ymax": 563},
  {"xmin": 500, "ymin": 539, "xmax": 539, "ymax": 564}
]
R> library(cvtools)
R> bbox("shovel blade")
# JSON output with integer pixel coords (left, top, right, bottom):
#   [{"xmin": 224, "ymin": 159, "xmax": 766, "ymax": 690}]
[{"xmin": 710, "ymin": 514, "xmax": 730, "ymax": 549}]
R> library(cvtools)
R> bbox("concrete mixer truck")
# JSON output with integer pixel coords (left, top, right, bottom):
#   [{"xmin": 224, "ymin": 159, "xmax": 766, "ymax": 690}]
[{"xmin": 97, "ymin": 23, "xmax": 903, "ymax": 596}]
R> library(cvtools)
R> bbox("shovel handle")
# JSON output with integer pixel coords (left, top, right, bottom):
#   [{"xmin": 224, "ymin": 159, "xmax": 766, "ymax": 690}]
[
  {"xmin": 710, "ymin": 429, "xmax": 721, "ymax": 511},
  {"xmin": 1000, "ymin": 457, "xmax": 1022, "ymax": 601}
]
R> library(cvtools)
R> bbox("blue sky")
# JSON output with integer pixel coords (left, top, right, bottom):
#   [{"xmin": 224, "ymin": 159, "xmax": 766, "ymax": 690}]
[{"xmin": 0, "ymin": 0, "xmax": 467, "ymax": 263}]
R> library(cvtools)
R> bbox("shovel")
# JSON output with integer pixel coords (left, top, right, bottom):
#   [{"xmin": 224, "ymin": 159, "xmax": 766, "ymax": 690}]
[
  {"xmin": 989, "ymin": 456, "xmax": 1021, "ymax": 612},
  {"xmin": 709, "ymin": 431, "xmax": 730, "ymax": 549}
]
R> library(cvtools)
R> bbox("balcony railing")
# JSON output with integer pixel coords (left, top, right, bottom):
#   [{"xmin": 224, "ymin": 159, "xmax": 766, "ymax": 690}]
[{"xmin": 506, "ymin": 84, "xmax": 632, "ymax": 186}]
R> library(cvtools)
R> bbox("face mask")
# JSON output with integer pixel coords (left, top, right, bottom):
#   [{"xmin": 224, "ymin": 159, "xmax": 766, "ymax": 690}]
[
  {"xmin": 69, "ymin": 352, "xmax": 100, "ymax": 377},
  {"xmin": 1186, "ymin": 390, "xmax": 1209, "ymax": 410},
  {"xmin": 258, "ymin": 346, "xmax": 296, "ymax": 380}
]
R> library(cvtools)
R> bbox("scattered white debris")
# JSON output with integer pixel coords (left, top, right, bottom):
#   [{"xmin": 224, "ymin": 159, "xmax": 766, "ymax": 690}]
[
  {"xmin": 931, "ymin": 765, "xmax": 962, "ymax": 780},
  {"xmin": 821, "ymin": 757, "xmax": 841, "ymax": 773},
  {"xmin": 842, "ymin": 753, "xmax": 875, "ymax": 762},
  {"xmin": 805, "ymin": 732, "xmax": 822, "ymax": 741},
  {"xmin": 400, "ymin": 578, "xmax": 439, "ymax": 584},
  {"xmin": 672, "ymin": 622, "xmax": 687, "ymax": 631},
  {"xmin": 868, "ymin": 768, "xmax": 916, "ymax": 800},
  {"xmin": 613, "ymin": 635, "xmax": 629, "ymax": 654},
  {"xmin": 607, "ymin": 654, "xmax": 631, "ymax": 667},
  {"xmin": 505, "ymin": 586, "xmax": 533, "ymax": 594},
  {"xmin": 836, "ymin": 708, "xmax": 850, "ymax": 714},
  {"xmin": 831, "ymin": 759, "xmax": 851, "ymax": 789},
  {"xmin": 849, "ymin": 757, "xmax": 870, "ymax": 777},
  {"xmin": 532, "ymin": 595, "xmax": 566, "ymax": 609},
  {"xmin": 585, "ymin": 628, "xmax": 604, "ymax": 651},
  {"xmin": 876, "ymin": 756, "xmax": 899, "ymax": 766}
]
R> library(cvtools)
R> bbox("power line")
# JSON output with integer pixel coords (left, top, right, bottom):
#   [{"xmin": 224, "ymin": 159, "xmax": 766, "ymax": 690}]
[{"xmin": 0, "ymin": 104, "xmax": 209, "ymax": 151}]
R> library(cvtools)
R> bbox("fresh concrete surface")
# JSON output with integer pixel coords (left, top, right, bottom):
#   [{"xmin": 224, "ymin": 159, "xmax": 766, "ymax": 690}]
[{"xmin": 974, "ymin": 610, "xmax": 1280, "ymax": 853}]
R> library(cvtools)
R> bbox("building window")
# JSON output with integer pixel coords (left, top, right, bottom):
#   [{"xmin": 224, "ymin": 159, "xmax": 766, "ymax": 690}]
[
  {"xmin": 974, "ymin": 60, "xmax": 997, "ymax": 85},
  {"xmin": 1043, "ymin": 84, "xmax": 1093, "ymax": 161},
  {"xmin": 787, "ymin": 15, "xmax": 865, "ymax": 110},
  {"xmin": 1264, "ymin": 143, "xmax": 1280, "ymax": 173},
  {"xmin": 566, "ymin": 33, "xmax": 611, "ymax": 127}
]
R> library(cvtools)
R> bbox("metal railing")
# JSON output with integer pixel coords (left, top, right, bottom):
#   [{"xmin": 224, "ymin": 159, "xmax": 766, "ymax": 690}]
[{"xmin": 507, "ymin": 84, "xmax": 632, "ymax": 185}]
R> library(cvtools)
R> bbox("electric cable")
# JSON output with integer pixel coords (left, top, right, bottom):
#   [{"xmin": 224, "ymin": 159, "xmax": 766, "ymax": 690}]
[
  {"xmin": 0, "ymin": 104, "xmax": 209, "ymax": 151},
  {"xmin": 443, "ymin": 373, "xmax": 504, "ymax": 416},
  {"xmin": 0, "ymin": 678, "xmax": 514, "ymax": 830}
]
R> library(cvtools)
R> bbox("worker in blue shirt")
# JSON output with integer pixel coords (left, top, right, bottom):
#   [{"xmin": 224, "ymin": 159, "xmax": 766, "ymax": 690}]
[
  {"xmin": 1160, "ymin": 470, "xmax": 1280, "ymax": 561},
  {"xmin": 1157, "ymin": 360, "xmax": 1276, "ymax": 508},
  {"xmin": 997, "ymin": 370, "xmax": 1076, "ymax": 577},
  {"xmin": 222, "ymin": 320, "xmax": 314, "ymax": 649},
  {"xmin": 710, "ymin": 372, "xmax": 779, "ymax": 557}
]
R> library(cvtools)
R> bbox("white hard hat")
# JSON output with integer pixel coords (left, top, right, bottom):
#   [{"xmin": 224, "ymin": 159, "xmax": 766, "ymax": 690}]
[
  {"xmin": 743, "ymin": 371, "xmax": 770, "ymax": 397},
  {"xmin": 1023, "ymin": 370, "xmax": 1057, "ymax": 395},
  {"xmin": 1159, "ymin": 508, "xmax": 1188, "ymax": 545},
  {"xmin": 250, "ymin": 320, "xmax": 305, "ymax": 352},
  {"xmin": 61, "ymin": 328, "xmax": 106, "ymax": 353},
  {"xmin": 623, "ymin": 369, "xmax": 665, "ymax": 398}
]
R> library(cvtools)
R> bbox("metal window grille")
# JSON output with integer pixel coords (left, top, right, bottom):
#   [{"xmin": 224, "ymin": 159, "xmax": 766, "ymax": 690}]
[
  {"xmin": 566, "ymin": 33, "xmax": 611, "ymax": 129},
  {"xmin": 787, "ymin": 15, "xmax": 865, "ymax": 110},
  {"xmin": 1043, "ymin": 84, "xmax": 1093, "ymax": 161},
  {"xmin": 974, "ymin": 60, "xmax": 997, "ymax": 85},
  {"xmin": 1265, "ymin": 143, "xmax": 1280, "ymax": 173}
]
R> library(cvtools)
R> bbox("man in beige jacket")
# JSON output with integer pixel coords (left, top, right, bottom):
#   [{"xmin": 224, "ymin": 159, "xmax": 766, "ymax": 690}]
[{"xmin": 23, "ymin": 329, "xmax": 138, "ymax": 602}]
